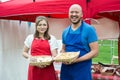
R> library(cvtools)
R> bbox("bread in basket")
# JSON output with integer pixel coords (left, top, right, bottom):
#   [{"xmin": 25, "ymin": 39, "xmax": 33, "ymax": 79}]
[
  {"xmin": 53, "ymin": 51, "xmax": 80, "ymax": 63},
  {"xmin": 29, "ymin": 55, "xmax": 53, "ymax": 66}
]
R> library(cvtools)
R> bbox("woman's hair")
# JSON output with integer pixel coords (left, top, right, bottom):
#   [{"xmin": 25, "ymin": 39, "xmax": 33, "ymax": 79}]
[{"xmin": 34, "ymin": 16, "xmax": 50, "ymax": 40}]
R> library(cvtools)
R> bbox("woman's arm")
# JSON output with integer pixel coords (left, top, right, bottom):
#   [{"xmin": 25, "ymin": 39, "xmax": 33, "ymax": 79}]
[
  {"xmin": 49, "ymin": 35, "xmax": 59, "ymax": 57},
  {"xmin": 22, "ymin": 45, "xmax": 31, "ymax": 59}
]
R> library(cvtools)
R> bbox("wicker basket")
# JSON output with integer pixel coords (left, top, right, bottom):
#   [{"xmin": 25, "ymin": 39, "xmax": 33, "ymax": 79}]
[
  {"xmin": 115, "ymin": 66, "xmax": 120, "ymax": 76},
  {"xmin": 53, "ymin": 52, "xmax": 79, "ymax": 63},
  {"xmin": 91, "ymin": 64, "xmax": 102, "ymax": 74},
  {"xmin": 101, "ymin": 67, "xmax": 115, "ymax": 76},
  {"xmin": 29, "ymin": 55, "xmax": 53, "ymax": 66}
]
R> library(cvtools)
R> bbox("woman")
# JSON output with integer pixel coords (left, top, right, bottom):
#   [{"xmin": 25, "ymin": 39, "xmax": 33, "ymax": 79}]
[{"xmin": 22, "ymin": 16, "xmax": 58, "ymax": 80}]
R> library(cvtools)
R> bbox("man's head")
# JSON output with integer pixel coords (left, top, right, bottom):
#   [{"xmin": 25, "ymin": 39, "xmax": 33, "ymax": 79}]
[{"xmin": 69, "ymin": 4, "xmax": 83, "ymax": 24}]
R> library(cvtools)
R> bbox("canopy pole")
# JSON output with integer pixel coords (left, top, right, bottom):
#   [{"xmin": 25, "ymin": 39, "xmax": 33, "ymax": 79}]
[
  {"xmin": 33, "ymin": 0, "xmax": 35, "ymax": 2},
  {"xmin": 118, "ymin": 22, "xmax": 120, "ymax": 65}
]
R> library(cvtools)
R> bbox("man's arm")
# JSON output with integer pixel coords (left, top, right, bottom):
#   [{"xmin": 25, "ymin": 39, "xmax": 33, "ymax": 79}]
[{"xmin": 74, "ymin": 41, "xmax": 99, "ymax": 63}]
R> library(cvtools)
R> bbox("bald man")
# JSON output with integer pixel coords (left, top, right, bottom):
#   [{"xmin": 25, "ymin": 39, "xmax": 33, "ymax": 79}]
[{"xmin": 60, "ymin": 4, "xmax": 98, "ymax": 80}]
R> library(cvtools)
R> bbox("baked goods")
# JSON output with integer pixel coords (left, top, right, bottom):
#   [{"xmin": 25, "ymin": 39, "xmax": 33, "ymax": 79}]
[
  {"xmin": 29, "ymin": 55, "xmax": 53, "ymax": 66},
  {"xmin": 53, "ymin": 52, "xmax": 79, "ymax": 63}
]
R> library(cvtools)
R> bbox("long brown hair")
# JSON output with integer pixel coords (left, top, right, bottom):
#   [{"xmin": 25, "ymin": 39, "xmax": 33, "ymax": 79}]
[{"xmin": 34, "ymin": 16, "xmax": 50, "ymax": 40}]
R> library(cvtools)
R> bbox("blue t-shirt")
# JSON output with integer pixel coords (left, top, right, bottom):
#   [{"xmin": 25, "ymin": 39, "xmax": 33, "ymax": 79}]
[{"xmin": 62, "ymin": 21, "xmax": 98, "ymax": 52}]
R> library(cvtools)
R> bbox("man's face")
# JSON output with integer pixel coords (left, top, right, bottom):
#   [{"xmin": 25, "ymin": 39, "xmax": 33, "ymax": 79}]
[{"xmin": 69, "ymin": 5, "xmax": 83, "ymax": 24}]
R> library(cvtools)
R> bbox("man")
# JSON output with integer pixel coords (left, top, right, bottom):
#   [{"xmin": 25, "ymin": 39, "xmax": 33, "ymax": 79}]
[{"xmin": 60, "ymin": 4, "xmax": 99, "ymax": 80}]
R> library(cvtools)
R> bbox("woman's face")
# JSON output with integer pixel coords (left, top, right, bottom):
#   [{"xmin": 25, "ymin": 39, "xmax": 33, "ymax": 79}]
[{"xmin": 37, "ymin": 20, "xmax": 48, "ymax": 34}]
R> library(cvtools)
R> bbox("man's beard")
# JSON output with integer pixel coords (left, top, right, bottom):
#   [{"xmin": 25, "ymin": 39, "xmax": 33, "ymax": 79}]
[{"xmin": 71, "ymin": 17, "xmax": 82, "ymax": 24}]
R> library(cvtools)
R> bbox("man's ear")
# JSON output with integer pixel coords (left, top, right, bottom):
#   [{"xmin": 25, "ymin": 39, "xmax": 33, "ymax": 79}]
[{"xmin": 81, "ymin": 14, "xmax": 83, "ymax": 17}]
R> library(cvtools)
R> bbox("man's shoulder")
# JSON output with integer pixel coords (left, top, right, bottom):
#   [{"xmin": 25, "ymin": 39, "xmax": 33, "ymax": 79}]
[
  {"xmin": 63, "ymin": 25, "xmax": 70, "ymax": 32},
  {"xmin": 83, "ymin": 21, "xmax": 92, "ymax": 27},
  {"xmin": 82, "ymin": 21, "xmax": 94, "ymax": 29}
]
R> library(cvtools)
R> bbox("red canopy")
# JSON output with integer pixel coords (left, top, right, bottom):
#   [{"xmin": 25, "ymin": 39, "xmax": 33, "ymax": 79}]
[
  {"xmin": 89, "ymin": 0, "xmax": 120, "ymax": 22},
  {"xmin": 0, "ymin": 0, "xmax": 87, "ymax": 22},
  {"xmin": 0, "ymin": 0, "xmax": 120, "ymax": 22}
]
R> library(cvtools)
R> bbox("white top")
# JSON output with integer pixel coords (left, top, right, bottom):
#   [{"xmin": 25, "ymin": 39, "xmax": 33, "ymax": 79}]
[{"xmin": 24, "ymin": 34, "xmax": 58, "ymax": 51}]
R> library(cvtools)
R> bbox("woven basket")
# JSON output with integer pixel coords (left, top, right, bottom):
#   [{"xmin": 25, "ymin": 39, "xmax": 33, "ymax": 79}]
[
  {"xmin": 29, "ymin": 55, "xmax": 53, "ymax": 66},
  {"xmin": 101, "ymin": 67, "xmax": 115, "ymax": 76},
  {"xmin": 115, "ymin": 66, "xmax": 120, "ymax": 76},
  {"xmin": 53, "ymin": 52, "xmax": 79, "ymax": 63}
]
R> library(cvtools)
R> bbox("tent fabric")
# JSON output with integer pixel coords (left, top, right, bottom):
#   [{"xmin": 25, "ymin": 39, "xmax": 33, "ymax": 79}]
[
  {"xmin": 0, "ymin": 0, "xmax": 87, "ymax": 22},
  {"xmin": 89, "ymin": 0, "xmax": 120, "ymax": 22},
  {"xmin": 0, "ymin": 0, "xmax": 120, "ymax": 22},
  {"xmin": 89, "ymin": 0, "xmax": 120, "ymax": 15}
]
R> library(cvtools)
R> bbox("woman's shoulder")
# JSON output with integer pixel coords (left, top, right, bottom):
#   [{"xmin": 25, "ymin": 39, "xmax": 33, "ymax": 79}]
[
  {"xmin": 50, "ymin": 35, "xmax": 56, "ymax": 40},
  {"xmin": 49, "ymin": 35, "xmax": 58, "ymax": 45},
  {"xmin": 27, "ymin": 34, "xmax": 34, "ymax": 37},
  {"xmin": 25, "ymin": 34, "xmax": 34, "ymax": 42},
  {"xmin": 24, "ymin": 34, "xmax": 34, "ymax": 48},
  {"xmin": 26, "ymin": 34, "xmax": 34, "ymax": 39}
]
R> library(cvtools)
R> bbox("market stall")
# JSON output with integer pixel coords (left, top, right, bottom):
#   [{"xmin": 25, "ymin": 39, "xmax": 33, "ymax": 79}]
[{"xmin": 0, "ymin": 0, "xmax": 120, "ymax": 80}]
